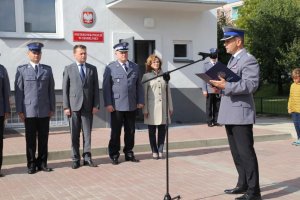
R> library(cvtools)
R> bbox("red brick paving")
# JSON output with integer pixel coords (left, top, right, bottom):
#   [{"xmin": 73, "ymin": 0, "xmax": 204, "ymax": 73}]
[{"xmin": 0, "ymin": 116, "xmax": 299, "ymax": 200}]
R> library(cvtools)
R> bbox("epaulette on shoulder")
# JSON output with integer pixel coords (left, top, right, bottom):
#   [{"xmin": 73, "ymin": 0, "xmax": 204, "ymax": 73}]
[
  {"xmin": 18, "ymin": 64, "xmax": 27, "ymax": 69},
  {"xmin": 107, "ymin": 61, "xmax": 116, "ymax": 66},
  {"xmin": 41, "ymin": 64, "xmax": 51, "ymax": 69},
  {"xmin": 247, "ymin": 53, "xmax": 253, "ymax": 57}
]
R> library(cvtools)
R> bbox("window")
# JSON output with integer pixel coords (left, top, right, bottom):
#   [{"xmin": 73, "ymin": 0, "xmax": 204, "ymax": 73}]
[
  {"xmin": 6, "ymin": 103, "xmax": 68, "ymax": 128},
  {"xmin": 0, "ymin": 0, "xmax": 63, "ymax": 39},
  {"xmin": 231, "ymin": 6, "xmax": 240, "ymax": 21},
  {"xmin": 0, "ymin": 0, "xmax": 16, "ymax": 32},
  {"xmin": 173, "ymin": 40, "xmax": 193, "ymax": 63},
  {"xmin": 24, "ymin": 0, "xmax": 56, "ymax": 33}
]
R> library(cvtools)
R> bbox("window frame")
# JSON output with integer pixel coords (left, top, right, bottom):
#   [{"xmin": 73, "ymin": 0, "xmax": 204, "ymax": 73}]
[
  {"xmin": 173, "ymin": 40, "xmax": 193, "ymax": 63},
  {"xmin": 0, "ymin": 0, "xmax": 64, "ymax": 39},
  {"xmin": 231, "ymin": 6, "xmax": 240, "ymax": 21},
  {"xmin": 7, "ymin": 103, "xmax": 68, "ymax": 128}
]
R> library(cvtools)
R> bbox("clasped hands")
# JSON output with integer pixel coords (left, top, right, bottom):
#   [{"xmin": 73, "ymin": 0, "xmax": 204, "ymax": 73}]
[{"xmin": 106, "ymin": 104, "xmax": 144, "ymax": 113}]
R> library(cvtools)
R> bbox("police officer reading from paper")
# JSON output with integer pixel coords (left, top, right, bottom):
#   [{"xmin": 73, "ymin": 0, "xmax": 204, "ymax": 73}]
[
  {"xmin": 200, "ymin": 48, "xmax": 221, "ymax": 127},
  {"xmin": 210, "ymin": 27, "xmax": 261, "ymax": 200},
  {"xmin": 103, "ymin": 42, "xmax": 144, "ymax": 165},
  {"xmin": 15, "ymin": 42, "xmax": 55, "ymax": 174}
]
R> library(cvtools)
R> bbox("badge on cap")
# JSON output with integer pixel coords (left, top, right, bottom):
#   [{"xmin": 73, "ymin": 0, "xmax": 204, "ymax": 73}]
[
  {"xmin": 113, "ymin": 42, "xmax": 129, "ymax": 52},
  {"xmin": 27, "ymin": 42, "xmax": 44, "ymax": 52},
  {"xmin": 221, "ymin": 26, "xmax": 245, "ymax": 41}
]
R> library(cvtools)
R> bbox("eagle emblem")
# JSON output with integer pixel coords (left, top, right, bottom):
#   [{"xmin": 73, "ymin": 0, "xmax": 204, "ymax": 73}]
[{"xmin": 83, "ymin": 12, "xmax": 93, "ymax": 24}]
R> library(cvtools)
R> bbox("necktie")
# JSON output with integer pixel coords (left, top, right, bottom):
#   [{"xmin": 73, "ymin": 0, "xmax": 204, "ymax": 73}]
[
  {"xmin": 123, "ymin": 63, "xmax": 128, "ymax": 72},
  {"xmin": 79, "ymin": 64, "xmax": 85, "ymax": 81},
  {"xmin": 35, "ymin": 65, "xmax": 38, "ymax": 74}
]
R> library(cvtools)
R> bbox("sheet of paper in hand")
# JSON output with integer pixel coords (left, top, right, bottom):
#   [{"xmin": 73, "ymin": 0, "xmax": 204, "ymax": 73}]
[{"xmin": 196, "ymin": 62, "xmax": 241, "ymax": 83}]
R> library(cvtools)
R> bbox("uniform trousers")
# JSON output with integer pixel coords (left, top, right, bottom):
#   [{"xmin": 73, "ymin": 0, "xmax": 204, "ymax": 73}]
[
  {"xmin": 108, "ymin": 110, "xmax": 136, "ymax": 159},
  {"xmin": 24, "ymin": 117, "xmax": 50, "ymax": 169},
  {"xmin": 69, "ymin": 110, "xmax": 93, "ymax": 162},
  {"xmin": 0, "ymin": 116, "xmax": 4, "ymax": 171},
  {"xmin": 225, "ymin": 124, "xmax": 260, "ymax": 196},
  {"xmin": 206, "ymin": 93, "xmax": 220, "ymax": 124}
]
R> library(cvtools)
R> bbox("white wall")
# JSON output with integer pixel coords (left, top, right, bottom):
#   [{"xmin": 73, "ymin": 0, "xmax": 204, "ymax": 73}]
[{"xmin": 0, "ymin": 0, "xmax": 217, "ymax": 90}]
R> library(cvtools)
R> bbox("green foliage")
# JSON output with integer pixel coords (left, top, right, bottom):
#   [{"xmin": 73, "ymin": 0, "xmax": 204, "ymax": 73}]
[
  {"xmin": 235, "ymin": 0, "xmax": 300, "ymax": 94},
  {"xmin": 255, "ymin": 83, "xmax": 290, "ymax": 97},
  {"xmin": 278, "ymin": 38, "xmax": 300, "ymax": 71},
  {"xmin": 217, "ymin": 10, "xmax": 233, "ymax": 64}
]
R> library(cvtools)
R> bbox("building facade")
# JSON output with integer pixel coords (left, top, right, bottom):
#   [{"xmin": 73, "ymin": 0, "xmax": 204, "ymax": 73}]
[{"xmin": 0, "ymin": 0, "xmax": 225, "ymax": 128}]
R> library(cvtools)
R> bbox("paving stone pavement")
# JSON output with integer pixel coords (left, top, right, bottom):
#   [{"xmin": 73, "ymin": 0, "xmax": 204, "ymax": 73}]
[{"xmin": 0, "ymin": 115, "xmax": 299, "ymax": 200}]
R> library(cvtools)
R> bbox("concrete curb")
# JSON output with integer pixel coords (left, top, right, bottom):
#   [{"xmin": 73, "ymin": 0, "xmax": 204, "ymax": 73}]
[{"xmin": 3, "ymin": 133, "xmax": 291, "ymax": 166}]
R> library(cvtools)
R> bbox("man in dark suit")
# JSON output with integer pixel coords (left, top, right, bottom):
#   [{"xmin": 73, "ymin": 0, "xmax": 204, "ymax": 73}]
[
  {"xmin": 15, "ymin": 42, "xmax": 55, "ymax": 174},
  {"xmin": 210, "ymin": 27, "xmax": 261, "ymax": 200},
  {"xmin": 102, "ymin": 42, "xmax": 144, "ymax": 165},
  {"xmin": 200, "ymin": 48, "xmax": 221, "ymax": 127},
  {"xmin": 62, "ymin": 44, "xmax": 100, "ymax": 169},
  {"xmin": 0, "ymin": 62, "xmax": 11, "ymax": 177}
]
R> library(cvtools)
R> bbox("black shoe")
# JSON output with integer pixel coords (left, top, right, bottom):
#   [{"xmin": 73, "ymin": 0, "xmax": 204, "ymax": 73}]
[
  {"xmin": 224, "ymin": 187, "xmax": 247, "ymax": 194},
  {"xmin": 72, "ymin": 161, "xmax": 80, "ymax": 169},
  {"xmin": 214, "ymin": 122, "xmax": 222, "ymax": 126},
  {"xmin": 111, "ymin": 157, "xmax": 119, "ymax": 165},
  {"xmin": 83, "ymin": 160, "xmax": 98, "ymax": 167},
  {"xmin": 125, "ymin": 156, "xmax": 139, "ymax": 162},
  {"xmin": 207, "ymin": 122, "xmax": 214, "ymax": 127},
  {"xmin": 235, "ymin": 193, "xmax": 262, "ymax": 200},
  {"xmin": 28, "ymin": 167, "xmax": 36, "ymax": 174},
  {"xmin": 37, "ymin": 166, "xmax": 53, "ymax": 172}
]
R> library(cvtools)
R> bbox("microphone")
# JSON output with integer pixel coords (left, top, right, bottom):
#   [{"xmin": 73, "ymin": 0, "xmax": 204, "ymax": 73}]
[{"xmin": 198, "ymin": 52, "xmax": 211, "ymax": 59}]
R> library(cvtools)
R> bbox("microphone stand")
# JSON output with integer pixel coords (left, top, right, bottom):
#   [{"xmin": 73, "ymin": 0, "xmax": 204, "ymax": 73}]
[{"xmin": 142, "ymin": 57, "xmax": 206, "ymax": 200}]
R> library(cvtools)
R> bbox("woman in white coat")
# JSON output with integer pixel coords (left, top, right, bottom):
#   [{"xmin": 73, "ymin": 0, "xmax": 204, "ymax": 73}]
[{"xmin": 142, "ymin": 54, "xmax": 173, "ymax": 159}]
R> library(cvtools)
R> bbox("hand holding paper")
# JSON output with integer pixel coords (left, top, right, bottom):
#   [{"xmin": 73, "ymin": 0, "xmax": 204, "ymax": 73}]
[
  {"xmin": 196, "ymin": 62, "xmax": 240, "ymax": 83},
  {"xmin": 210, "ymin": 76, "xmax": 226, "ymax": 90}
]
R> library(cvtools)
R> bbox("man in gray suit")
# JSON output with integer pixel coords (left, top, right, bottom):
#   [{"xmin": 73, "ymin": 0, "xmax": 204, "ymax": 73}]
[
  {"xmin": 200, "ymin": 48, "xmax": 221, "ymax": 127},
  {"xmin": 63, "ymin": 44, "xmax": 100, "ymax": 169},
  {"xmin": 15, "ymin": 42, "xmax": 55, "ymax": 174},
  {"xmin": 210, "ymin": 27, "xmax": 261, "ymax": 200},
  {"xmin": 0, "ymin": 62, "xmax": 10, "ymax": 177},
  {"xmin": 103, "ymin": 42, "xmax": 144, "ymax": 165}
]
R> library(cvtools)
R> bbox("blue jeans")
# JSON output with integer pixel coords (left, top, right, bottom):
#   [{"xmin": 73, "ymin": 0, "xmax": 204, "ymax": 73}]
[{"xmin": 291, "ymin": 113, "xmax": 300, "ymax": 139}]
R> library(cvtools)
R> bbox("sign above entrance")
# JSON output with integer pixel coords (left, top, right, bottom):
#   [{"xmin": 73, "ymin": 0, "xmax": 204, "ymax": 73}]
[
  {"xmin": 73, "ymin": 31, "xmax": 104, "ymax": 42},
  {"xmin": 81, "ymin": 7, "xmax": 96, "ymax": 28}
]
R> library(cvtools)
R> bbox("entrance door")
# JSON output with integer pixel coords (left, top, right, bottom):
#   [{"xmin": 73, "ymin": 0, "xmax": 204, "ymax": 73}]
[{"xmin": 134, "ymin": 40, "xmax": 155, "ymax": 121}]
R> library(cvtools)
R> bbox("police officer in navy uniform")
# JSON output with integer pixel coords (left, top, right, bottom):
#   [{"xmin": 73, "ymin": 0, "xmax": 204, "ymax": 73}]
[
  {"xmin": 200, "ymin": 48, "xmax": 221, "ymax": 127},
  {"xmin": 15, "ymin": 42, "xmax": 55, "ymax": 174},
  {"xmin": 0, "ymin": 60, "xmax": 11, "ymax": 177},
  {"xmin": 103, "ymin": 42, "xmax": 144, "ymax": 165},
  {"xmin": 211, "ymin": 27, "xmax": 261, "ymax": 200}
]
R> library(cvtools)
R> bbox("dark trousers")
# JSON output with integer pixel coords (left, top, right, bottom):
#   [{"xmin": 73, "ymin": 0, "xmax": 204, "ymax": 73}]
[
  {"xmin": 206, "ymin": 93, "xmax": 220, "ymax": 123},
  {"xmin": 148, "ymin": 124, "xmax": 166, "ymax": 153},
  {"xmin": 225, "ymin": 125, "xmax": 260, "ymax": 195},
  {"xmin": 24, "ymin": 117, "xmax": 50, "ymax": 169},
  {"xmin": 108, "ymin": 110, "xmax": 136, "ymax": 159},
  {"xmin": 0, "ymin": 116, "xmax": 4, "ymax": 171},
  {"xmin": 69, "ymin": 111, "xmax": 93, "ymax": 162}
]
